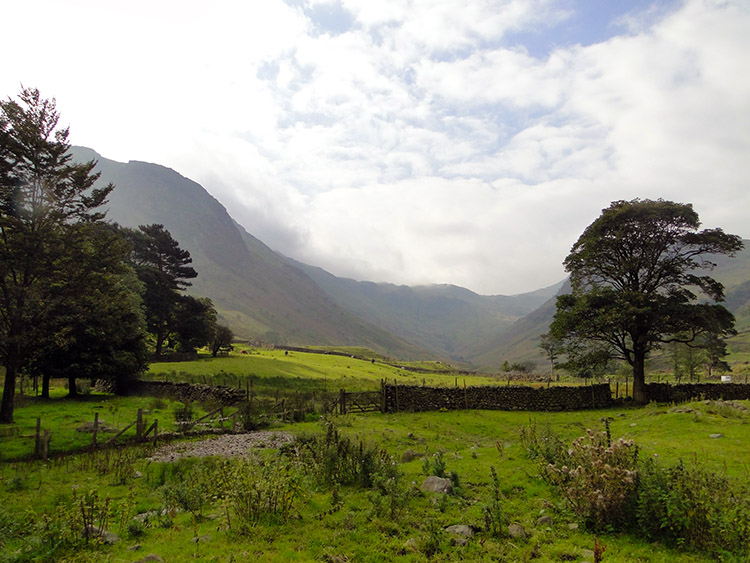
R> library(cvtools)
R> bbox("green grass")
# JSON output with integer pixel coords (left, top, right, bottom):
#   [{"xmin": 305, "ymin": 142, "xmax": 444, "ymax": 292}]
[
  {"xmin": 0, "ymin": 384, "xmax": 216, "ymax": 461},
  {"xmin": 3, "ymin": 402, "xmax": 749, "ymax": 562}
]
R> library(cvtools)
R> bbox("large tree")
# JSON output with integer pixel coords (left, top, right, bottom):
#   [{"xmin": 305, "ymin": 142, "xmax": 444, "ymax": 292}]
[
  {"xmin": 549, "ymin": 199, "xmax": 743, "ymax": 402},
  {"xmin": 123, "ymin": 224, "xmax": 198, "ymax": 356},
  {"xmin": 0, "ymin": 88, "xmax": 113, "ymax": 422},
  {"xmin": 29, "ymin": 223, "xmax": 149, "ymax": 397}
]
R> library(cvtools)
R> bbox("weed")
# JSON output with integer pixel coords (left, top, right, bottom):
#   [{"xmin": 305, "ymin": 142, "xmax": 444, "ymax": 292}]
[
  {"xmin": 173, "ymin": 401, "xmax": 195, "ymax": 432},
  {"xmin": 483, "ymin": 466, "xmax": 507, "ymax": 538},
  {"xmin": 422, "ymin": 450, "xmax": 446, "ymax": 477}
]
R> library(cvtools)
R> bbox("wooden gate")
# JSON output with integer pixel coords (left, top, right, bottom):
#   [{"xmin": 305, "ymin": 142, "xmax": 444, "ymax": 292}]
[{"xmin": 339, "ymin": 390, "xmax": 383, "ymax": 414}]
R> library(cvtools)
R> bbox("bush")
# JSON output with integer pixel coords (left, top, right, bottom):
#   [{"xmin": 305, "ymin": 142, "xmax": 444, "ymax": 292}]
[{"xmin": 544, "ymin": 428, "xmax": 639, "ymax": 531}]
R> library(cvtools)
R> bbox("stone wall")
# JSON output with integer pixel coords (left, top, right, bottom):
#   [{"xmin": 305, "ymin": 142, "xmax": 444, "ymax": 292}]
[
  {"xmin": 645, "ymin": 382, "xmax": 750, "ymax": 403},
  {"xmin": 123, "ymin": 380, "xmax": 247, "ymax": 405},
  {"xmin": 383, "ymin": 383, "xmax": 613, "ymax": 413}
]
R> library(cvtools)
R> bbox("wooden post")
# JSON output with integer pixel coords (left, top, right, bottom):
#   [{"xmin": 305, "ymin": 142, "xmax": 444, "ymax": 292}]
[
  {"xmin": 219, "ymin": 407, "xmax": 224, "ymax": 430},
  {"xmin": 380, "ymin": 379, "xmax": 386, "ymax": 413},
  {"xmin": 395, "ymin": 382, "xmax": 399, "ymax": 412},
  {"xmin": 339, "ymin": 389, "xmax": 346, "ymax": 415},
  {"xmin": 455, "ymin": 377, "xmax": 458, "ymax": 387},
  {"xmin": 41, "ymin": 429, "xmax": 50, "ymax": 461},
  {"xmin": 203, "ymin": 375, "xmax": 207, "ymax": 385},
  {"xmin": 616, "ymin": 381, "xmax": 619, "ymax": 399},
  {"xmin": 35, "ymin": 418, "xmax": 41, "ymax": 458},
  {"xmin": 464, "ymin": 384, "xmax": 468, "ymax": 410},
  {"xmin": 153, "ymin": 419, "xmax": 158, "ymax": 444},
  {"xmin": 136, "ymin": 409, "xmax": 144, "ymax": 440},
  {"xmin": 92, "ymin": 412, "xmax": 99, "ymax": 449},
  {"xmin": 232, "ymin": 412, "xmax": 237, "ymax": 432}
]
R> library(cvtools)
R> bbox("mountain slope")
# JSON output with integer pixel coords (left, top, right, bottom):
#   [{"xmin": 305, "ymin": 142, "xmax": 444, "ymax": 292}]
[
  {"xmin": 71, "ymin": 147, "xmax": 426, "ymax": 358},
  {"xmin": 476, "ymin": 241, "xmax": 750, "ymax": 369},
  {"xmin": 291, "ymin": 259, "xmax": 563, "ymax": 365}
]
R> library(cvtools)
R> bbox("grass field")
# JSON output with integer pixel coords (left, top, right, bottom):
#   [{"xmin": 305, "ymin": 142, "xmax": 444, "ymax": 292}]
[{"xmin": 2, "ymin": 349, "xmax": 750, "ymax": 562}]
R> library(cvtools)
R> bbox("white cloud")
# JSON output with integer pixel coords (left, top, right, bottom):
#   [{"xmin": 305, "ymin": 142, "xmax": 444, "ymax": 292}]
[{"xmin": 1, "ymin": 0, "xmax": 748, "ymax": 295}]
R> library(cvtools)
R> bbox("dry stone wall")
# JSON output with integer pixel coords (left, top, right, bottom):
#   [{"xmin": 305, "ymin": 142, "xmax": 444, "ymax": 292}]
[
  {"xmin": 124, "ymin": 380, "xmax": 247, "ymax": 405},
  {"xmin": 645, "ymin": 382, "xmax": 750, "ymax": 403},
  {"xmin": 383, "ymin": 383, "xmax": 612, "ymax": 413}
]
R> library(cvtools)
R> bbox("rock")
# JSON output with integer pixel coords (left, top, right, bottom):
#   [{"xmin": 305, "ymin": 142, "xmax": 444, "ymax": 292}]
[
  {"xmin": 402, "ymin": 537, "xmax": 418, "ymax": 552},
  {"xmin": 85, "ymin": 525, "xmax": 120, "ymax": 544},
  {"xmin": 709, "ymin": 433, "xmax": 724, "ymax": 439},
  {"xmin": 191, "ymin": 534, "xmax": 212, "ymax": 543},
  {"xmin": 536, "ymin": 515, "xmax": 552, "ymax": 526},
  {"xmin": 401, "ymin": 449, "xmax": 424, "ymax": 463},
  {"xmin": 131, "ymin": 555, "xmax": 164, "ymax": 563},
  {"xmin": 421, "ymin": 476, "xmax": 452, "ymax": 494},
  {"xmin": 567, "ymin": 522, "xmax": 579, "ymax": 530},
  {"xmin": 508, "ymin": 523, "xmax": 527, "ymax": 538},
  {"xmin": 444, "ymin": 524, "xmax": 473, "ymax": 537},
  {"xmin": 126, "ymin": 544, "xmax": 142, "ymax": 551},
  {"xmin": 582, "ymin": 548, "xmax": 595, "ymax": 559}
]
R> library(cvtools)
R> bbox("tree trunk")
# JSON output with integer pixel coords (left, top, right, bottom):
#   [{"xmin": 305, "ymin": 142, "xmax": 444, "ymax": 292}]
[
  {"xmin": 632, "ymin": 351, "xmax": 648, "ymax": 403},
  {"xmin": 68, "ymin": 375, "xmax": 78, "ymax": 397},
  {"xmin": 0, "ymin": 357, "xmax": 19, "ymax": 423},
  {"xmin": 41, "ymin": 374, "xmax": 50, "ymax": 399}
]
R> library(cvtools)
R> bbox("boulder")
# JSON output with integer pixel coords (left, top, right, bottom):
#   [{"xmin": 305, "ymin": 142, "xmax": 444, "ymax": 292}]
[{"xmin": 420, "ymin": 476, "xmax": 452, "ymax": 494}]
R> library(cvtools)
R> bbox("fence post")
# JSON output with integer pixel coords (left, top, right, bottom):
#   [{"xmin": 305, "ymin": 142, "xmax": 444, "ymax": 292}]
[
  {"xmin": 395, "ymin": 382, "xmax": 399, "ymax": 412},
  {"xmin": 219, "ymin": 407, "xmax": 224, "ymax": 430},
  {"xmin": 136, "ymin": 409, "xmax": 144, "ymax": 440},
  {"xmin": 41, "ymin": 429, "xmax": 50, "ymax": 461},
  {"xmin": 92, "ymin": 412, "xmax": 99, "ymax": 449},
  {"xmin": 35, "ymin": 418, "xmax": 41, "ymax": 458},
  {"xmin": 381, "ymin": 379, "xmax": 386, "ymax": 413},
  {"xmin": 153, "ymin": 419, "xmax": 158, "ymax": 445},
  {"xmin": 339, "ymin": 389, "xmax": 346, "ymax": 415}
]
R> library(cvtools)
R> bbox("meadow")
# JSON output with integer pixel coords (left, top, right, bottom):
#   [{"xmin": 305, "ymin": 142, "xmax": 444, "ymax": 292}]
[{"xmin": 1, "ymin": 348, "xmax": 750, "ymax": 562}]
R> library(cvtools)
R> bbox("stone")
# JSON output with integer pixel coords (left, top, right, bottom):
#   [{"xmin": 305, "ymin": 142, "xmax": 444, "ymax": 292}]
[
  {"xmin": 444, "ymin": 524, "xmax": 473, "ymax": 537},
  {"xmin": 508, "ymin": 523, "xmax": 527, "ymax": 538},
  {"xmin": 126, "ymin": 544, "xmax": 142, "ymax": 551},
  {"xmin": 85, "ymin": 525, "xmax": 120, "ymax": 544},
  {"xmin": 709, "ymin": 433, "xmax": 724, "ymax": 439},
  {"xmin": 582, "ymin": 548, "xmax": 595, "ymax": 559},
  {"xmin": 421, "ymin": 476, "xmax": 452, "ymax": 494},
  {"xmin": 567, "ymin": 522, "xmax": 579, "ymax": 530},
  {"xmin": 536, "ymin": 515, "xmax": 552, "ymax": 526},
  {"xmin": 131, "ymin": 556, "xmax": 165, "ymax": 563},
  {"xmin": 401, "ymin": 449, "xmax": 424, "ymax": 463}
]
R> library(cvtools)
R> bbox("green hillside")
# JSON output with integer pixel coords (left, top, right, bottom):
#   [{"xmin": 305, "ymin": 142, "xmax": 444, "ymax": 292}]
[
  {"xmin": 71, "ymin": 147, "xmax": 426, "ymax": 359},
  {"xmin": 292, "ymin": 259, "xmax": 562, "ymax": 366}
]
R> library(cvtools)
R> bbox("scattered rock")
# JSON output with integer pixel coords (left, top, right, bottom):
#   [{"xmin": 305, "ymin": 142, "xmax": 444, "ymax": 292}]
[
  {"xmin": 536, "ymin": 515, "xmax": 552, "ymax": 526},
  {"xmin": 147, "ymin": 431, "xmax": 294, "ymax": 462},
  {"xmin": 191, "ymin": 534, "xmax": 212, "ymax": 543},
  {"xmin": 508, "ymin": 523, "xmax": 527, "ymax": 538},
  {"xmin": 85, "ymin": 525, "xmax": 119, "ymax": 544},
  {"xmin": 131, "ymin": 555, "xmax": 164, "ymax": 563},
  {"xmin": 567, "ymin": 522, "xmax": 579, "ymax": 530},
  {"xmin": 421, "ymin": 476, "xmax": 453, "ymax": 494},
  {"xmin": 629, "ymin": 423, "xmax": 637, "ymax": 427},
  {"xmin": 582, "ymin": 548, "xmax": 595, "ymax": 559},
  {"xmin": 709, "ymin": 433, "xmax": 724, "ymax": 439},
  {"xmin": 401, "ymin": 449, "xmax": 425, "ymax": 463},
  {"xmin": 444, "ymin": 524, "xmax": 473, "ymax": 537},
  {"xmin": 76, "ymin": 421, "xmax": 116, "ymax": 433},
  {"xmin": 126, "ymin": 544, "xmax": 142, "ymax": 551},
  {"xmin": 402, "ymin": 537, "xmax": 418, "ymax": 552}
]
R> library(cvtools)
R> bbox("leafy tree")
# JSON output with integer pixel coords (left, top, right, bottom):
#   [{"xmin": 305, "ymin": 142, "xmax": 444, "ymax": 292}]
[
  {"xmin": 0, "ymin": 88, "xmax": 113, "ymax": 422},
  {"xmin": 123, "ymin": 224, "xmax": 197, "ymax": 356},
  {"xmin": 28, "ymin": 224, "xmax": 148, "ymax": 397},
  {"xmin": 211, "ymin": 324, "xmax": 234, "ymax": 357},
  {"xmin": 170, "ymin": 295, "xmax": 217, "ymax": 354},
  {"xmin": 549, "ymin": 199, "xmax": 743, "ymax": 402}
]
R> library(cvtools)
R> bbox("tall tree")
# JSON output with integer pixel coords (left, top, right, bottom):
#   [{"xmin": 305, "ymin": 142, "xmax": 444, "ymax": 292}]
[
  {"xmin": 0, "ymin": 88, "xmax": 113, "ymax": 422},
  {"xmin": 211, "ymin": 324, "xmax": 234, "ymax": 357},
  {"xmin": 549, "ymin": 199, "xmax": 743, "ymax": 402},
  {"xmin": 29, "ymin": 223, "xmax": 149, "ymax": 397},
  {"xmin": 123, "ymin": 224, "xmax": 197, "ymax": 356}
]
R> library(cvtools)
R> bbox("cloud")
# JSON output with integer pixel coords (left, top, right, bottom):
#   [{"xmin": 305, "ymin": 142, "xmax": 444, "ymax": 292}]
[{"xmin": 1, "ymin": 0, "xmax": 748, "ymax": 296}]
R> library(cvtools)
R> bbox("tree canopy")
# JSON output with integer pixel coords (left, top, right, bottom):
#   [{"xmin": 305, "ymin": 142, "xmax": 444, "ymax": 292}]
[
  {"xmin": 549, "ymin": 199, "xmax": 743, "ymax": 402},
  {"xmin": 0, "ymin": 88, "xmax": 133, "ymax": 421}
]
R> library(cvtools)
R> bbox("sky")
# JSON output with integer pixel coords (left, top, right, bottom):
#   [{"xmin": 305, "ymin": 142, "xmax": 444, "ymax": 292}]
[{"xmin": 2, "ymin": 0, "xmax": 749, "ymax": 296}]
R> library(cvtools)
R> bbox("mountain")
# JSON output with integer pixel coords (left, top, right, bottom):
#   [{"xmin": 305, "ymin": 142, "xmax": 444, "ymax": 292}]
[
  {"xmin": 290, "ymin": 259, "xmax": 563, "ymax": 366},
  {"xmin": 474, "ymin": 241, "xmax": 750, "ymax": 369},
  {"xmin": 71, "ymin": 147, "xmax": 426, "ymax": 359}
]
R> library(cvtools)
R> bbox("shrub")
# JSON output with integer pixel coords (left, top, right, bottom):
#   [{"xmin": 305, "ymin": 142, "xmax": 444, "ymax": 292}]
[
  {"xmin": 636, "ymin": 458, "xmax": 750, "ymax": 556},
  {"xmin": 483, "ymin": 466, "xmax": 507, "ymax": 538},
  {"xmin": 544, "ymin": 428, "xmax": 638, "ymax": 531}
]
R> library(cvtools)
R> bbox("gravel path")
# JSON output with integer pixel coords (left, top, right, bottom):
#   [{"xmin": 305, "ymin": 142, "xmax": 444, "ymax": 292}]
[{"xmin": 147, "ymin": 431, "xmax": 295, "ymax": 463}]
